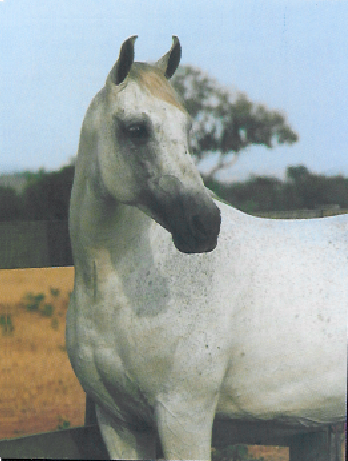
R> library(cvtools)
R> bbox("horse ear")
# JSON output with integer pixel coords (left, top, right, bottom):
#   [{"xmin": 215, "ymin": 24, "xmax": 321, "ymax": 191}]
[
  {"xmin": 156, "ymin": 36, "xmax": 181, "ymax": 79},
  {"xmin": 109, "ymin": 35, "xmax": 138, "ymax": 85}
]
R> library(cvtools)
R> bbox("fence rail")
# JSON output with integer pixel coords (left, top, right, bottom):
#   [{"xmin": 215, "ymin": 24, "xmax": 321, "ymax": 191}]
[
  {"xmin": 252, "ymin": 208, "xmax": 348, "ymax": 219},
  {"xmin": 0, "ymin": 409, "xmax": 344, "ymax": 460},
  {"xmin": 0, "ymin": 424, "xmax": 109, "ymax": 460}
]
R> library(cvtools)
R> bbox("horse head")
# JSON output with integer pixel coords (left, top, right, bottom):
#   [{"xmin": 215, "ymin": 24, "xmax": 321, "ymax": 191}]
[{"xmin": 79, "ymin": 36, "xmax": 221, "ymax": 253}]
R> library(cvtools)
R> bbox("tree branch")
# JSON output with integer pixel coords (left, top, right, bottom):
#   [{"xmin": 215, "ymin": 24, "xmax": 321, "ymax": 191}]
[{"xmin": 201, "ymin": 152, "xmax": 239, "ymax": 182}]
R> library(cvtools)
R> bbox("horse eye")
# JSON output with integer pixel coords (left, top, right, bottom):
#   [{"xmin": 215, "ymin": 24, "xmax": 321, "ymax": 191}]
[{"xmin": 127, "ymin": 123, "xmax": 149, "ymax": 140}]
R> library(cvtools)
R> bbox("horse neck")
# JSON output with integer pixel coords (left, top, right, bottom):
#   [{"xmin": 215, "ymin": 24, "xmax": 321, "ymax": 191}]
[{"xmin": 70, "ymin": 160, "xmax": 152, "ymax": 267}]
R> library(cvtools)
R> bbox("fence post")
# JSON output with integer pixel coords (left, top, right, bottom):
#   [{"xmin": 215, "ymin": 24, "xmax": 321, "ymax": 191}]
[
  {"xmin": 288, "ymin": 430, "xmax": 328, "ymax": 461},
  {"xmin": 85, "ymin": 394, "xmax": 97, "ymax": 426}
]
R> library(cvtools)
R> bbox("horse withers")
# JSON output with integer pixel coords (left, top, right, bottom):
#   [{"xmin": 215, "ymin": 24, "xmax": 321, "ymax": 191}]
[{"xmin": 67, "ymin": 36, "xmax": 347, "ymax": 460}]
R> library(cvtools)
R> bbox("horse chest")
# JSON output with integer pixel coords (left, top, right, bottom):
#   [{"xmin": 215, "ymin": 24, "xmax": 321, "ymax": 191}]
[{"xmin": 69, "ymin": 255, "xmax": 235, "ymax": 414}]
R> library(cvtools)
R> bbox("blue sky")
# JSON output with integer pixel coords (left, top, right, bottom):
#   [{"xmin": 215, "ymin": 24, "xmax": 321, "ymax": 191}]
[{"xmin": 1, "ymin": 0, "xmax": 347, "ymax": 182}]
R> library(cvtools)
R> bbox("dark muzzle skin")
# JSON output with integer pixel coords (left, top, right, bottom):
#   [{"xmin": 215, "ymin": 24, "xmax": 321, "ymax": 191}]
[
  {"xmin": 143, "ymin": 175, "xmax": 221, "ymax": 254},
  {"xmin": 170, "ymin": 192, "xmax": 221, "ymax": 253}
]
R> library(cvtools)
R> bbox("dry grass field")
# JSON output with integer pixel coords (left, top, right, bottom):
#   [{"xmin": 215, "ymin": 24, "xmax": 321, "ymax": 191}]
[
  {"xmin": 0, "ymin": 267, "xmax": 86, "ymax": 439},
  {"xmin": 7, "ymin": 266, "xmax": 347, "ymax": 460}
]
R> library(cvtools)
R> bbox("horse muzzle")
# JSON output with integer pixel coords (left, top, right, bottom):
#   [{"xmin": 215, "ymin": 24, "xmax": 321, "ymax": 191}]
[
  {"xmin": 144, "ymin": 176, "xmax": 221, "ymax": 254},
  {"xmin": 171, "ymin": 197, "xmax": 221, "ymax": 253}
]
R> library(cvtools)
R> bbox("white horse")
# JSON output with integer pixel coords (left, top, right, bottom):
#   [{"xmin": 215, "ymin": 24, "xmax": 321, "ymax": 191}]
[{"xmin": 67, "ymin": 36, "xmax": 347, "ymax": 460}]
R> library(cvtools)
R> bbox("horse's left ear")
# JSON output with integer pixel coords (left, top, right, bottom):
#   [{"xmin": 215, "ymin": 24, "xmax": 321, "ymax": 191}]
[
  {"xmin": 109, "ymin": 35, "xmax": 138, "ymax": 85},
  {"xmin": 156, "ymin": 36, "xmax": 181, "ymax": 79}
]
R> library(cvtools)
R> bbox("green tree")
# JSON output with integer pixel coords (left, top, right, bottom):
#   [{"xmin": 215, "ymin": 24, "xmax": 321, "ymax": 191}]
[
  {"xmin": 286, "ymin": 165, "xmax": 310, "ymax": 183},
  {"xmin": 206, "ymin": 165, "xmax": 348, "ymax": 212},
  {"xmin": 172, "ymin": 65, "xmax": 298, "ymax": 180},
  {"xmin": 322, "ymin": 176, "xmax": 348, "ymax": 208}
]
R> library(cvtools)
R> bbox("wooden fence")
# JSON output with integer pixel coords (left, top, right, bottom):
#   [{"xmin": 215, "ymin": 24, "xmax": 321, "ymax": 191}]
[
  {"xmin": 0, "ymin": 404, "xmax": 344, "ymax": 460},
  {"xmin": 0, "ymin": 220, "xmax": 72, "ymax": 269},
  {"xmin": 253, "ymin": 208, "xmax": 348, "ymax": 220}
]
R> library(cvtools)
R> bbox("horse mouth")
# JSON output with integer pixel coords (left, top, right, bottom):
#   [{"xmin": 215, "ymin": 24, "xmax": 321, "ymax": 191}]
[
  {"xmin": 171, "ymin": 209, "xmax": 221, "ymax": 253},
  {"xmin": 172, "ymin": 233, "xmax": 219, "ymax": 253},
  {"xmin": 143, "ymin": 175, "xmax": 221, "ymax": 254},
  {"xmin": 156, "ymin": 198, "xmax": 221, "ymax": 254}
]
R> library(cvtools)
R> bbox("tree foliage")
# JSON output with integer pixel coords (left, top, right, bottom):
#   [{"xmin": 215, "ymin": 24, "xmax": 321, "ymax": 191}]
[
  {"xmin": 172, "ymin": 65, "xmax": 298, "ymax": 180},
  {"xmin": 1, "ymin": 164, "xmax": 347, "ymax": 222},
  {"xmin": 205, "ymin": 165, "xmax": 348, "ymax": 213}
]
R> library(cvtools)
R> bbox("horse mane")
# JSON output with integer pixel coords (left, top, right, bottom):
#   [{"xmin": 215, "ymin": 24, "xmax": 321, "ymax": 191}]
[{"xmin": 127, "ymin": 63, "xmax": 186, "ymax": 112}]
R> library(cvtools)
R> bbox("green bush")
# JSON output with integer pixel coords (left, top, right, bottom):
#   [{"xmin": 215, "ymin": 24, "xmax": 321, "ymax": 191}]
[
  {"xmin": 0, "ymin": 314, "xmax": 15, "ymax": 335},
  {"xmin": 25, "ymin": 292, "xmax": 45, "ymax": 312},
  {"xmin": 57, "ymin": 417, "xmax": 71, "ymax": 430},
  {"xmin": 50, "ymin": 287, "xmax": 60, "ymax": 297},
  {"xmin": 21, "ymin": 290, "xmax": 67, "ymax": 330},
  {"xmin": 42, "ymin": 303, "xmax": 54, "ymax": 317}
]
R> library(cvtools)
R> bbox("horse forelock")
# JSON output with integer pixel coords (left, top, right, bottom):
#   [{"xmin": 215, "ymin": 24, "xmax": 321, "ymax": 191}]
[{"xmin": 125, "ymin": 64, "xmax": 186, "ymax": 112}]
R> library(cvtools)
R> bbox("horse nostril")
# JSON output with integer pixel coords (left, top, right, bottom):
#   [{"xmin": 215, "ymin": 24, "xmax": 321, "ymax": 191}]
[{"xmin": 190, "ymin": 204, "xmax": 220, "ymax": 239}]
